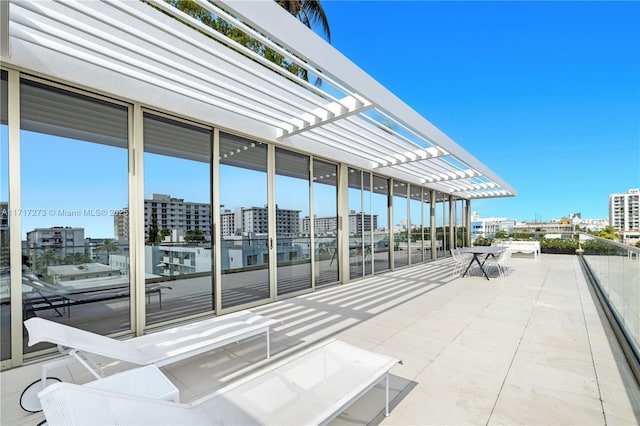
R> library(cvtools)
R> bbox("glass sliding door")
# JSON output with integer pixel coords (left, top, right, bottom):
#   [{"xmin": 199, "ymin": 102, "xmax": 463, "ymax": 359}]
[
  {"xmin": 422, "ymin": 188, "xmax": 433, "ymax": 260},
  {"xmin": 392, "ymin": 181, "xmax": 408, "ymax": 268},
  {"xmin": 0, "ymin": 71, "xmax": 9, "ymax": 361},
  {"xmin": 435, "ymin": 192, "xmax": 447, "ymax": 258},
  {"xmin": 312, "ymin": 159, "xmax": 338, "ymax": 286},
  {"xmin": 362, "ymin": 173, "xmax": 373, "ymax": 276},
  {"xmin": 347, "ymin": 168, "xmax": 363, "ymax": 279},
  {"xmin": 443, "ymin": 196, "xmax": 451, "ymax": 254},
  {"xmin": 371, "ymin": 175, "xmax": 390, "ymax": 273},
  {"xmin": 409, "ymin": 185, "xmax": 423, "ymax": 264},
  {"xmin": 275, "ymin": 148, "xmax": 311, "ymax": 296},
  {"xmin": 143, "ymin": 113, "xmax": 213, "ymax": 324},
  {"xmin": 347, "ymin": 168, "xmax": 372, "ymax": 279},
  {"xmin": 20, "ymin": 79, "xmax": 130, "ymax": 352},
  {"xmin": 219, "ymin": 133, "xmax": 270, "ymax": 308},
  {"xmin": 455, "ymin": 199, "xmax": 467, "ymax": 247}
]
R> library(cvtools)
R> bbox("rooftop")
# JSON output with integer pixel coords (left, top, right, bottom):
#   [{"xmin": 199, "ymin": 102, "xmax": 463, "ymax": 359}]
[{"xmin": 3, "ymin": 253, "xmax": 639, "ymax": 425}]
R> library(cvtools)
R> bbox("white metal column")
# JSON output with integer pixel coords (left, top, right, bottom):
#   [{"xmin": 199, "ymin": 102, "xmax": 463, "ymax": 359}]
[
  {"xmin": 130, "ymin": 105, "xmax": 145, "ymax": 336},
  {"xmin": 267, "ymin": 144, "xmax": 276, "ymax": 300},
  {"xmin": 8, "ymin": 68, "xmax": 22, "ymax": 367},
  {"xmin": 449, "ymin": 195, "xmax": 455, "ymax": 251},
  {"xmin": 308, "ymin": 158, "xmax": 315, "ymax": 289},
  {"xmin": 466, "ymin": 199, "xmax": 472, "ymax": 246},
  {"xmin": 337, "ymin": 163, "xmax": 349, "ymax": 283},
  {"xmin": 213, "ymin": 129, "xmax": 222, "ymax": 312},
  {"xmin": 389, "ymin": 179, "xmax": 394, "ymax": 271}
]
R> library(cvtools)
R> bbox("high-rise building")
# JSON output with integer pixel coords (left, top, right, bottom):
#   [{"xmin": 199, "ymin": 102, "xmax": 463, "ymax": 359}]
[
  {"xmin": 347, "ymin": 211, "xmax": 377, "ymax": 235},
  {"xmin": 144, "ymin": 194, "xmax": 212, "ymax": 241},
  {"xmin": 220, "ymin": 206, "xmax": 301, "ymax": 237},
  {"xmin": 609, "ymin": 188, "xmax": 640, "ymax": 244},
  {"xmin": 301, "ymin": 215, "xmax": 338, "ymax": 236},
  {"xmin": 113, "ymin": 207, "xmax": 129, "ymax": 242},
  {"xmin": 302, "ymin": 212, "xmax": 378, "ymax": 236}
]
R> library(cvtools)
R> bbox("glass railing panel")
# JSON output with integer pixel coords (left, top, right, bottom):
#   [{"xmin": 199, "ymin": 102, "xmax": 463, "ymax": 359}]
[{"xmin": 581, "ymin": 235, "xmax": 640, "ymax": 357}]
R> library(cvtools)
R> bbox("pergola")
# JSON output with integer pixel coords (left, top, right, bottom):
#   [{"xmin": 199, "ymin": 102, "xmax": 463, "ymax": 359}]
[{"xmin": 2, "ymin": 0, "xmax": 515, "ymax": 199}]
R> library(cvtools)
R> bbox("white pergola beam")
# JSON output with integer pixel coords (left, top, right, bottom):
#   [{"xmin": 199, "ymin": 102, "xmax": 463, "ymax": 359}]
[
  {"xmin": 277, "ymin": 95, "xmax": 372, "ymax": 139},
  {"xmin": 372, "ymin": 146, "xmax": 448, "ymax": 168}
]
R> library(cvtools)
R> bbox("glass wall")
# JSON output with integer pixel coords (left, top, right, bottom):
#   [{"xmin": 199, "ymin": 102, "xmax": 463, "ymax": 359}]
[
  {"xmin": 392, "ymin": 181, "xmax": 409, "ymax": 268},
  {"xmin": 0, "ymin": 71, "xmax": 479, "ymax": 364},
  {"xmin": 143, "ymin": 113, "xmax": 213, "ymax": 324},
  {"xmin": 20, "ymin": 79, "xmax": 130, "ymax": 352},
  {"xmin": 1, "ymin": 70, "xmax": 9, "ymax": 361},
  {"xmin": 409, "ymin": 186, "xmax": 423, "ymax": 264},
  {"xmin": 312, "ymin": 159, "xmax": 338, "ymax": 286},
  {"xmin": 371, "ymin": 175, "xmax": 390, "ymax": 273},
  {"xmin": 275, "ymin": 148, "xmax": 311, "ymax": 296},
  {"xmin": 219, "ymin": 133, "xmax": 270, "ymax": 308}
]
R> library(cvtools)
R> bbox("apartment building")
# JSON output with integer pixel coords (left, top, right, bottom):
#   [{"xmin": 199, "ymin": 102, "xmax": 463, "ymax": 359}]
[
  {"xmin": 27, "ymin": 226, "xmax": 84, "ymax": 252},
  {"xmin": 610, "ymin": 188, "xmax": 640, "ymax": 244},
  {"xmin": 145, "ymin": 194, "xmax": 211, "ymax": 241},
  {"xmin": 221, "ymin": 207, "xmax": 301, "ymax": 237}
]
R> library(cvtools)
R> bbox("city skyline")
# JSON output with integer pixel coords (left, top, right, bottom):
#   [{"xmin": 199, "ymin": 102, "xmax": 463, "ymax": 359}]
[{"xmin": 6, "ymin": 192, "xmax": 617, "ymax": 241}]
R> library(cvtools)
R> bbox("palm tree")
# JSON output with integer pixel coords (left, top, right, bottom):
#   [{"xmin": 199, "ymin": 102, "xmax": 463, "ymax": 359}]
[
  {"xmin": 95, "ymin": 239, "xmax": 120, "ymax": 264},
  {"xmin": 597, "ymin": 226, "xmax": 620, "ymax": 241},
  {"xmin": 167, "ymin": 0, "xmax": 331, "ymax": 81},
  {"xmin": 34, "ymin": 249, "xmax": 61, "ymax": 274},
  {"xmin": 275, "ymin": 1, "xmax": 331, "ymax": 41},
  {"xmin": 63, "ymin": 252, "xmax": 90, "ymax": 265}
]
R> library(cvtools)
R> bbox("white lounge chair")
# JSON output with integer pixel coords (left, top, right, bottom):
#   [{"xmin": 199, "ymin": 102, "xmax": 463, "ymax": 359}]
[
  {"xmin": 21, "ymin": 311, "xmax": 277, "ymax": 412},
  {"xmin": 38, "ymin": 339, "xmax": 400, "ymax": 426}
]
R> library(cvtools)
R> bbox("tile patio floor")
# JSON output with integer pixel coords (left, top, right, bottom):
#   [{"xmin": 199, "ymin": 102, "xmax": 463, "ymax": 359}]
[{"xmin": 2, "ymin": 254, "xmax": 639, "ymax": 425}]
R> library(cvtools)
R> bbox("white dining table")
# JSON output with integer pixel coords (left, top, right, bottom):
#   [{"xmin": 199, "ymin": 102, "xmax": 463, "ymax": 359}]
[{"xmin": 458, "ymin": 246, "xmax": 507, "ymax": 280}]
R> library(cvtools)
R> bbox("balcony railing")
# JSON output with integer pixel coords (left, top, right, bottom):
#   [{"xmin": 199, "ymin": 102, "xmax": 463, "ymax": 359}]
[{"xmin": 578, "ymin": 233, "xmax": 640, "ymax": 381}]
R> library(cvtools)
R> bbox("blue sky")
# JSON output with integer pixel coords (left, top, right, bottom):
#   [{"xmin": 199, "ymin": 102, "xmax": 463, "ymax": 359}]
[{"xmin": 321, "ymin": 0, "xmax": 639, "ymax": 221}]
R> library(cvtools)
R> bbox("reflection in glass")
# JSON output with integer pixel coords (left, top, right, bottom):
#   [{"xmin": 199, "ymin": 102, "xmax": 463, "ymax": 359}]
[
  {"xmin": 362, "ymin": 173, "xmax": 373, "ymax": 276},
  {"xmin": 143, "ymin": 113, "xmax": 213, "ymax": 324},
  {"xmin": 347, "ymin": 168, "xmax": 365, "ymax": 279},
  {"xmin": 220, "ymin": 133, "xmax": 270, "ymax": 308},
  {"xmin": 1, "ymin": 70, "xmax": 9, "ymax": 360},
  {"xmin": 422, "ymin": 188, "xmax": 432, "ymax": 259},
  {"xmin": 275, "ymin": 148, "xmax": 311, "ymax": 296},
  {"xmin": 312, "ymin": 160, "xmax": 338, "ymax": 286},
  {"xmin": 435, "ymin": 192, "xmax": 448, "ymax": 257},
  {"xmin": 371, "ymin": 175, "xmax": 390, "ymax": 273},
  {"xmin": 455, "ymin": 199, "xmax": 466, "ymax": 248},
  {"xmin": 20, "ymin": 79, "xmax": 129, "ymax": 352},
  {"xmin": 393, "ymin": 181, "xmax": 408, "ymax": 268},
  {"xmin": 409, "ymin": 187, "xmax": 423, "ymax": 264}
]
